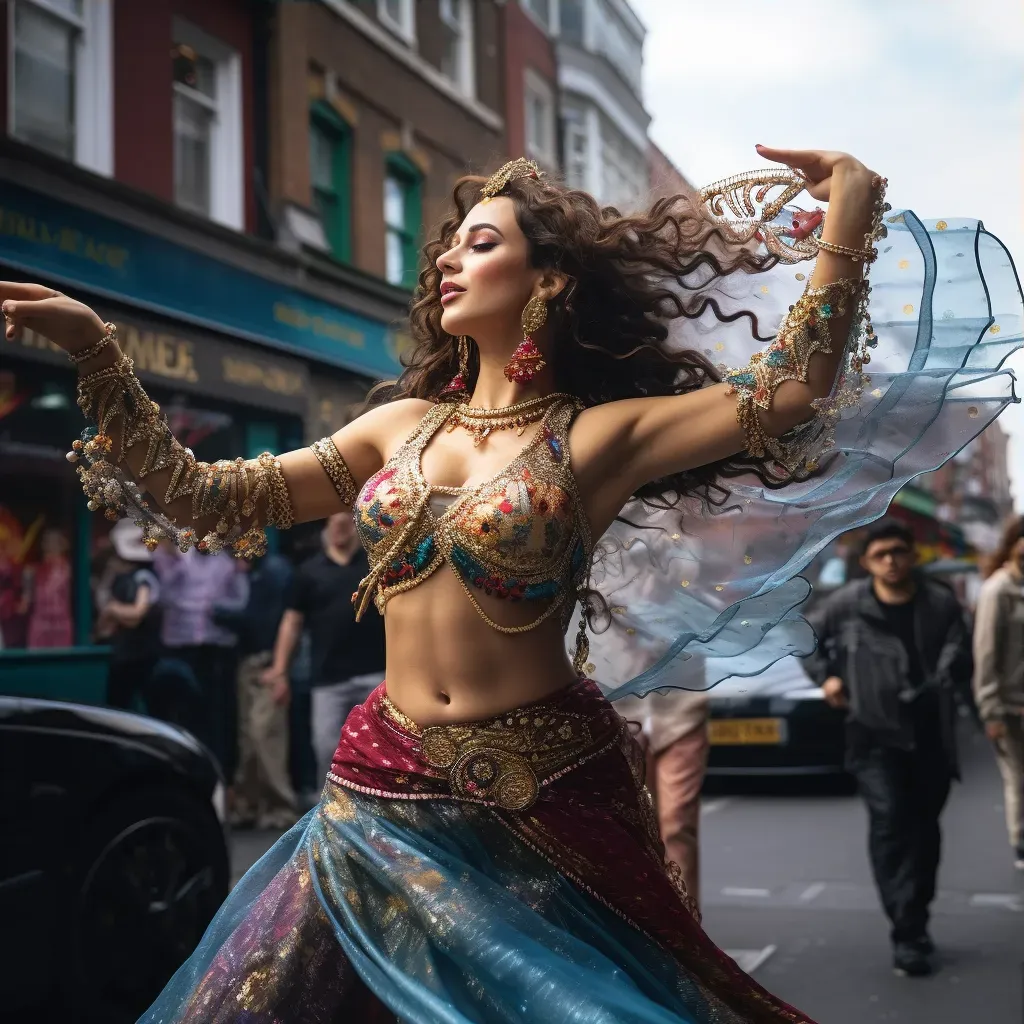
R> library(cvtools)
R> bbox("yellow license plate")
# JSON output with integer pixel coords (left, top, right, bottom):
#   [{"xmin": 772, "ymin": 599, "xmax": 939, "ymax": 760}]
[{"xmin": 709, "ymin": 718, "xmax": 784, "ymax": 745}]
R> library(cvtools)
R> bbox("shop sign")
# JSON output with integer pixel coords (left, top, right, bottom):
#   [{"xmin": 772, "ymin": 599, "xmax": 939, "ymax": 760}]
[
  {"xmin": 12, "ymin": 310, "xmax": 310, "ymax": 417},
  {"xmin": 0, "ymin": 182, "xmax": 405, "ymax": 379}
]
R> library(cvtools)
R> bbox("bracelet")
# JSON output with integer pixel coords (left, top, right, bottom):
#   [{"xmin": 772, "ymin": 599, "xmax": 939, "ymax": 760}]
[
  {"xmin": 816, "ymin": 238, "xmax": 877, "ymax": 263},
  {"xmin": 69, "ymin": 322, "xmax": 117, "ymax": 364}
]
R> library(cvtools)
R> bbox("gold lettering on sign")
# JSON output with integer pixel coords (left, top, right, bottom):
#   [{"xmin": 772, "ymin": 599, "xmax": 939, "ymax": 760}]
[
  {"xmin": 119, "ymin": 325, "xmax": 199, "ymax": 382},
  {"xmin": 273, "ymin": 302, "xmax": 366, "ymax": 349},
  {"xmin": 0, "ymin": 205, "xmax": 130, "ymax": 270},
  {"xmin": 221, "ymin": 357, "xmax": 304, "ymax": 396}
]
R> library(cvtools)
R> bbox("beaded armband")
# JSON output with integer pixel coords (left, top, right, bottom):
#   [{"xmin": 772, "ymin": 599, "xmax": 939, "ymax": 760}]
[
  {"xmin": 724, "ymin": 278, "xmax": 868, "ymax": 472},
  {"xmin": 310, "ymin": 436, "xmax": 357, "ymax": 506},
  {"xmin": 68, "ymin": 355, "xmax": 295, "ymax": 556}
]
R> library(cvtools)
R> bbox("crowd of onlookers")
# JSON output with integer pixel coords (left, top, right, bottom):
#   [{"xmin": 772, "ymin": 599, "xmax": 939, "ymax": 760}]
[{"xmin": 95, "ymin": 512, "xmax": 385, "ymax": 829}]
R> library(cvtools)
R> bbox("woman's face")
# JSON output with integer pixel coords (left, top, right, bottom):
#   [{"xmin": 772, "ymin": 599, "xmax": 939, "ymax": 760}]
[{"xmin": 435, "ymin": 197, "xmax": 543, "ymax": 344}]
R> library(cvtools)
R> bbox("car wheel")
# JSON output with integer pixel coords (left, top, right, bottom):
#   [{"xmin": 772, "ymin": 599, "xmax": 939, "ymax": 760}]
[{"xmin": 68, "ymin": 785, "xmax": 229, "ymax": 1023}]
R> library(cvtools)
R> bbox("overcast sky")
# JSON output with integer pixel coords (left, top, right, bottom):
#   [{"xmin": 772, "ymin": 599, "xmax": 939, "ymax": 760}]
[{"xmin": 630, "ymin": 0, "xmax": 1024, "ymax": 503}]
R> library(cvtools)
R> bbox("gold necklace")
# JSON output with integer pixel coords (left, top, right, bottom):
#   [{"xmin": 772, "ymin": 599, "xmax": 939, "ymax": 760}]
[{"xmin": 446, "ymin": 394, "xmax": 563, "ymax": 446}]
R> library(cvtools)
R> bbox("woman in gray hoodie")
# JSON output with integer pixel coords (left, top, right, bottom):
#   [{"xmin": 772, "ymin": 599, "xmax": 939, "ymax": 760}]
[{"xmin": 973, "ymin": 515, "xmax": 1024, "ymax": 870}]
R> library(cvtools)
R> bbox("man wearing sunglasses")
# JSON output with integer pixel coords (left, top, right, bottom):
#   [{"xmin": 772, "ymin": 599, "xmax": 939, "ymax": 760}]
[{"xmin": 804, "ymin": 519, "xmax": 972, "ymax": 979}]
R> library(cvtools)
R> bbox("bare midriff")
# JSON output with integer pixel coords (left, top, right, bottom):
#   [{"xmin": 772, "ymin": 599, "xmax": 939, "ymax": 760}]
[{"xmin": 380, "ymin": 566, "xmax": 578, "ymax": 727}]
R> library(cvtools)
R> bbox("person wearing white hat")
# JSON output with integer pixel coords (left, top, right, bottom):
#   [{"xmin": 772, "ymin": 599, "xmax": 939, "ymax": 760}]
[{"xmin": 99, "ymin": 519, "xmax": 163, "ymax": 710}]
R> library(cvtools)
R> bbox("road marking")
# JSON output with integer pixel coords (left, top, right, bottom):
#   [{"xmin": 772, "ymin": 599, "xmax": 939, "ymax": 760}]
[
  {"xmin": 725, "ymin": 946, "xmax": 777, "ymax": 974},
  {"xmin": 701, "ymin": 798, "xmax": 732, "ymax": 815},
  {"xmin": 798, "ymin": 882, "xmax": 826, "ymax": 903},
  {"xmin": 721, "ymin": 886, "xmax": 772, "ymax": 898},
  {"xmin": 969, "ymin": 893, "xmax": 1023, "ymax": 910}
]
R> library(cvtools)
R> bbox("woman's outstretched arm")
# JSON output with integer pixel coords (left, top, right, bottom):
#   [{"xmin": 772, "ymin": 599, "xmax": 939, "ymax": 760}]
[
  {"xmin": 573, "ymin": 150, "xmax": 881, "ymax": 531},
  {"xmin": 1, "ymin": 284, "xmax": 425, "ymax": 553}
]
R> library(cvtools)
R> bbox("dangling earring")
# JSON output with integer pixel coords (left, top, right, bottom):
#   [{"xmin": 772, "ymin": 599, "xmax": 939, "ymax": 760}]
[
  {"xmin": 439, "ymin": 336, "xmax": 470, "ymax": 398},
  {"xmin": 505, "ymin": 296, "xmax": 547, "ymax": 384}
]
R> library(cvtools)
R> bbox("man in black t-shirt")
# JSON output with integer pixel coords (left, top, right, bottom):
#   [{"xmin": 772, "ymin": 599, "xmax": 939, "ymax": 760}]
[
  {"xmin": 99, "ymin": 520, "xmax": 163, "ymax": 711},
  {"xmin": 263, "ymin": 512, "xmax": 386, "ymax": 784},
  {"xmin": 804, "ymin": 519, "xmax": 972, "ymax": 978}
]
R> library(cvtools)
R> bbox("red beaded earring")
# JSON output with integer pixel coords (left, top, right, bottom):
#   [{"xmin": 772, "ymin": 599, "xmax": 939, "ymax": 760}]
[{"xmin": 505, "ymin": 296, "xmax": 547, "ymax": 384}]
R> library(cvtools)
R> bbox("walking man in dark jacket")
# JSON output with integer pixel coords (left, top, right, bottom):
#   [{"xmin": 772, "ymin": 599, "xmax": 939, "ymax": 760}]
[{"xmin": 804, "ymin": 519, "xmax": 972, "ymax": 978}]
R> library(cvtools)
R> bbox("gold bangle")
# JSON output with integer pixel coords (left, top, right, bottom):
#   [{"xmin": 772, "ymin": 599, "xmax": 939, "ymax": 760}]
[
  {"xmin": 816, "ymin": 238, "xmax": 877, "ymax": 263},
  {"xmin": 69, "ymin": 322, "xmax": 117, "ymax": 364},
  {"xmin": 310, "ymin": 436, "xmax": 357, "ymax": 506},
  {"xmin": 258, "ymin": 452, "xmax": 295, "ymax": 530}
]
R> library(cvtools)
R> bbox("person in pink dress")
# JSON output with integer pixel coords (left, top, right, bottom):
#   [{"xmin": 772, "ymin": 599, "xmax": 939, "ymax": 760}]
[{"xmin": 25, "ymin": 527, "xmax": 74, "ymax": 649}]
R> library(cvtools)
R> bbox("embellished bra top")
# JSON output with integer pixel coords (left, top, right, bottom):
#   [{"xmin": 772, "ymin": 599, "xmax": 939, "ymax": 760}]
[{"xmin": 352, "ymin": 396, "xmax": 592, "ymax": 636}]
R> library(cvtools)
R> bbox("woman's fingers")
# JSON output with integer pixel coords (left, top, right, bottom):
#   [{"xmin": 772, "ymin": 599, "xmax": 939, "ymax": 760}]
[
  {"xmin": 2, "ymin": 296, "xmax": 58, "ymax": 323},
  {"xmin": 0, "ymin": 281, "xmax": 58, "ymax": 303}
]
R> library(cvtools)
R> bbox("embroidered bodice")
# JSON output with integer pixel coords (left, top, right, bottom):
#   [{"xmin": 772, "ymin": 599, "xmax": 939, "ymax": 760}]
[{"xmin": 352, "ymin": 396, "xmax": 591, "ymax": 636}]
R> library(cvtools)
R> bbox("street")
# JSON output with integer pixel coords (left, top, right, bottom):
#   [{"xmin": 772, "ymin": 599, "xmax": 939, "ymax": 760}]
[
  {"xmin": 229, "ymin": 723, "xmax": 1023, "ymax": 1023},
  {"xmin": 701, "ymin": 723, "xmax": 1024, "ymax": 1023}
]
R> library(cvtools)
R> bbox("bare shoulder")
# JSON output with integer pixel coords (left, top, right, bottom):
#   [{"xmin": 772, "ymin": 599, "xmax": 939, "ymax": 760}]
[{"xmin": 348, "ymin": 397, "xmax": 436, "ymax": 459}]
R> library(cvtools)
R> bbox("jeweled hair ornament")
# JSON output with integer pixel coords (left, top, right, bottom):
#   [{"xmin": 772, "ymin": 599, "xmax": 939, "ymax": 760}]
[{"xmin": 480, "ymin": 157, "xmax": 543, "ymax": 203}]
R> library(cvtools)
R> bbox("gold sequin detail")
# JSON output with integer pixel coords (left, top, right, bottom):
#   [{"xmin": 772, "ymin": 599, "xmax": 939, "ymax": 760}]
[
  {"xmin": 935, "ymin": 220, "xmax": 948, "ymax": 230},
  {"xmin": 968, "ymin": 406, "xmax": 979, "ymax": 418},
  {"xmin": 382, "ymin": 697, "xmax": 618, "ymax": 812},
  {"xmin": 903, "ymin": 304, "xmax": 914, "ymax": 315},
  {"xmin": 990, "ymin": 324, "xmax": 1002, "ymax": 334},
  {"xmin": 680, "ymin": 579, "xmax": 690, "ymax": 588},
  {"xmin": 898, "ymin": 259, "xmax": 910, "ymax": 270}
]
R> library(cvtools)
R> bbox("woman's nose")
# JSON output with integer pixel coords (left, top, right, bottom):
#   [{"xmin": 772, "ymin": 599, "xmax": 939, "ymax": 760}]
[{"xmin": 436, "ymin": 247, "xmax": 459, "ymax": 273}]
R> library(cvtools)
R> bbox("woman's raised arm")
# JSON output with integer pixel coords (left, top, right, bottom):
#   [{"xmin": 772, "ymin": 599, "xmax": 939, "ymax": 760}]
[
  {"xmin": 573, "ymin": 150, "xmax": 883, "ymax": 532},
  {"xmin": 1, "ymin": 284, "xmax": 420, "ymax": 555}
]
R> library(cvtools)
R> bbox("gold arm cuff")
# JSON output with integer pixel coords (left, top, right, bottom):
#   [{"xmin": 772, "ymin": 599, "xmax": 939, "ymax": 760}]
[{"xmin": 310, "ymin": 436, "xmax": 357, "ymax": 507}]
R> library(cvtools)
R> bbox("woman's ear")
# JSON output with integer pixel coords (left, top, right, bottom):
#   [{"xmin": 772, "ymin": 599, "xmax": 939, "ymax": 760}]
[{"xmin": 539, "ymin": 269, "xmax": 570, "ymax": 302}]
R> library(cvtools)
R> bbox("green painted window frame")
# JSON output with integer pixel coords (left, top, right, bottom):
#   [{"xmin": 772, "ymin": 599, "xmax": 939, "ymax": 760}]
[
  {"xmin": 309, "ymin": 100, "xmax": 353, "ymax": 263},
  {"xmin": 384, "ymin": 152, "xmax": 422, "ymax": 291}
]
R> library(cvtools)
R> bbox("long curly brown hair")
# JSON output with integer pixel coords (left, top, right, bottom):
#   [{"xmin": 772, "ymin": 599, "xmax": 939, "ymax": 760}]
[
  {"xmin": 372, "ymin": 172, "xmax": 789, "ymax": 507},
  {"xmin": 984, "ymin": 514, "xmax": 1024, "ymax": 578}
]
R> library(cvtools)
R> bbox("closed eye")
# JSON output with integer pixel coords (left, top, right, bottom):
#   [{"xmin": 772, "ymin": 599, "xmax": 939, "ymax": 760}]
[{"xmin": 471, "ymin": 242, "xmax": 498, "ymax": 252}]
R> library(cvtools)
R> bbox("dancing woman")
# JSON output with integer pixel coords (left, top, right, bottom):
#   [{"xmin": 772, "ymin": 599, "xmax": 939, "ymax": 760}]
[{"xmin": 3, "ymin": 145, "xmax": 1020, "ymax": 1023}]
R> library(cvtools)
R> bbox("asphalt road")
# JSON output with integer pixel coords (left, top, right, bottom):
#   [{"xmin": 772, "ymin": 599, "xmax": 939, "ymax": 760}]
[
  {"xmin": 229, "ymin": 723, "xmax": 1023, "ymax": 1023},
  {"xmin": 702, "ymin": 722, "xmax": 1024, "ymax": 1023}
]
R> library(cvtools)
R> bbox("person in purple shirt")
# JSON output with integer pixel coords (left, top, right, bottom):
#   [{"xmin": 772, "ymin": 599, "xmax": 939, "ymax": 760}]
[{"xmin": 153, "ymin": 544, "xmax": 249, "ymax": 779}]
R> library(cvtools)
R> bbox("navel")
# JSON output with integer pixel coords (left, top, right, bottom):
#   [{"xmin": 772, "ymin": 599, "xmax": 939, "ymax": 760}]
[{"xmin": 438, "ymin": 691, "xmax": 452, "ymax": 705}]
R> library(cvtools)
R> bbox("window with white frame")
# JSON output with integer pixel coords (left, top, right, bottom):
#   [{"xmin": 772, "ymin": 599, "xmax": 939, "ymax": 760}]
[
  {"xmin": 562, "ymin": 105, "xmax": 588, "ymax": 191},
  {"xmin": 599, "ymin": 113, "xmax": 644, "ymax": 209},
  {"xmin": 593, "ymin": 0, "xmax": 642, "ymax": 94},
  {"xmin": 9, "ymin": 0, "xmax": 112, "ymax": 173},
  {"xmin": 377, "ymin": 0, "xmax": 415, "ymax": 43},
  {"xmin": 439, "ymin": 0, "xmax": 474, "ymax": 95},
  {"xmin": 172, "ymin": 21, "xmax": 243, "ymax": 230},
  {"xmin": 523, "ymin": 68, "xmax": 555, "ymax": 166},
  {"xmin": 521, "ymin": 0, "xmax": 556, "ymax": 34}
]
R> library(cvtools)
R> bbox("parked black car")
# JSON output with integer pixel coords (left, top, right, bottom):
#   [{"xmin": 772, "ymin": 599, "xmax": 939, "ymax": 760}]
[
  {"xmin": 706, "ymin": 654, "xmax": 849, "ymax": 779},
  {"xmin": 0, "ymin": 698, "xmax": 229, "ymax": 1023}
]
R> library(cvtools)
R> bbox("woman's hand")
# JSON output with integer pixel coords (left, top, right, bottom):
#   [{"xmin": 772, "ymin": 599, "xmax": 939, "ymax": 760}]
[
  {"xmin": 754, "ymin": 145, "xmax": 874, "ymax": 203},
  {"xmin": 1, "ymin": 281, "xmax": 107, "ymax": 353}
]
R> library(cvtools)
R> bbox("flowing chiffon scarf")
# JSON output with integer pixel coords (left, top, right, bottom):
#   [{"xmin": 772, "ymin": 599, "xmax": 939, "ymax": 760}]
[{"xmin": 576, "ymin": 208, "xmax": 1024, "ymax": 697}]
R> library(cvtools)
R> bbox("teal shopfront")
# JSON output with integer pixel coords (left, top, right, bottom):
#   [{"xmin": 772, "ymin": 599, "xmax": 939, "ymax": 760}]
[{"xmin": 0, "ymin": 180, "xmax": 404, "ymax": 703}]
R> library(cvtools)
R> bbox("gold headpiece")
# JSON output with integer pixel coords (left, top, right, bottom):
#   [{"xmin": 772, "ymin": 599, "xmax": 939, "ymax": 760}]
[{"xmin": 480, "ymin": 158, "xmax": 542, "ymax": 203}]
